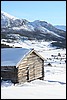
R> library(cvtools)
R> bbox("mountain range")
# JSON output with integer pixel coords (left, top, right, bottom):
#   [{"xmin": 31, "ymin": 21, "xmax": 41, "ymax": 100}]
[
  {"xmin": 1, "ymin": 11, "xmax": 66, "ymax": 48},
  {"xmin": 54, "ymin": 25, "xmax": 66, "ymax": 31}
]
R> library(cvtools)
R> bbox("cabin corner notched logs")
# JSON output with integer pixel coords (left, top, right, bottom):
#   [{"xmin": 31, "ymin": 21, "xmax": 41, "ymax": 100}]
[{"xmin": 1, "ymin": 48, "xmax": 44, "ymax": 84}]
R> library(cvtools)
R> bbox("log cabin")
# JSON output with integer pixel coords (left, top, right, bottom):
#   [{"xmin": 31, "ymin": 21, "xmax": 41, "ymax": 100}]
[{"xmin": 1, "ymin": 48, "xmax": 44, "ymax": 84}]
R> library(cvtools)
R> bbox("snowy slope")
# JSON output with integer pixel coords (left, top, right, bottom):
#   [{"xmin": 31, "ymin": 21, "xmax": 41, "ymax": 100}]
[
  {"xmin": 1, "ymin": 11, "xmax": 65, "ymax": 38},
  {"xmin": 54, "ymin": 25, "xmax": 66, "ymax": 31},
  {"xmin": 1, "ymin": 11, "xmax": 18, "ymax": 19},
  {"xmin": 1, "ymin": 11, "xmax": 66, "ymax": 49},
  {"xmin": 1, "ymin": 11, "xmax": 34, "ymax": 31}
]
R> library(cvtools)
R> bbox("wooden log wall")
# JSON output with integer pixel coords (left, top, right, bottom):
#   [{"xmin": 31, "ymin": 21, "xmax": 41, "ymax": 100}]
[
  {"xmin": 17, "ymin": 52, "xmax": 44, "ymax": 83},
  {"xmin": 17, "ymin": 58, "xmax": 28, "ymax": 83},
  {"xmin": 1, "ymin": 66, "xmax": 17, "ymax": 83}
]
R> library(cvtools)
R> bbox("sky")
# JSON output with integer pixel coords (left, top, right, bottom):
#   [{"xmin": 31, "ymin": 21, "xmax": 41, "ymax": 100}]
[{"xmin": 1, "ymin": 1, "xmax": 66, "ymax": 25}]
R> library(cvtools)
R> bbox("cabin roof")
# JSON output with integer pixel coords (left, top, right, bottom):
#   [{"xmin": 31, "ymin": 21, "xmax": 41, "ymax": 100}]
[
  {"xmin": 1, "ymin": 48, "xmax": 44, "ymax": 67},
  {"xmin": 1, "ymin": 48, "xmax": 31, "ymax": 66}
]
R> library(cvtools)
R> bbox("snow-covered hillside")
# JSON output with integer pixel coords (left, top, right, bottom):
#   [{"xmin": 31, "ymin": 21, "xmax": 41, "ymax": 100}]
[
  {"xmin": 54, "ymin": 25, "xmax": 66, "ymax": 31},
  {"xmin": 1, "ymin": 11, "xmax": 65, "ymax": 38},
  {"xmin": 1, "ymin": 11, "xmax": 66, "ymax": 48},
  {"xmin": 1, "ymin": 42, "xmax": 66, "ymax": 99},
  {"xmin": 1, "ymin": 11, "xmax": 65, "ymax": 33}
]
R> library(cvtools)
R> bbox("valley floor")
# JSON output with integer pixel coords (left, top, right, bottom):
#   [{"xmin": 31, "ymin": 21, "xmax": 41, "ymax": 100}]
[{"xmin": 1, "ymin": 40, "xmax": 66, "ymax": 99}]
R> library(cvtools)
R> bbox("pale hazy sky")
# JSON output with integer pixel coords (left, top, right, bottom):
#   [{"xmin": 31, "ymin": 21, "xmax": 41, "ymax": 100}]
[{"xmin": 1, "ymin": 1, "xmax": 66, "ymax": 25}]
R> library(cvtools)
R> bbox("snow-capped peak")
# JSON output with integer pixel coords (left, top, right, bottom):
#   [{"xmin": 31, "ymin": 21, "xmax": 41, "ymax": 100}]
[{"xmin": 1, "ymin": 11, "xmax": 18, "ymax": 20}]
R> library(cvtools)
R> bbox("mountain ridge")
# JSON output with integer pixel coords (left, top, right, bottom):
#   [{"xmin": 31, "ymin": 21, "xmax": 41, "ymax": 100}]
[
  {"xmin": 54, "ymin": 25, "xmax": 66, "ymax": 31},
  {"xmin": 1, "ymin": 11, "xmax": 66, "ymax": 48}
]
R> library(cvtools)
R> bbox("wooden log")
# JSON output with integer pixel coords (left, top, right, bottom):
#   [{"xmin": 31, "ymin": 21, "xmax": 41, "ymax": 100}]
[
  {"xmin": 35, "ymin": 72, "xmax": 42, "ymax": 75},
  {"xmin": 35, "ymin": 74, "xmax": 42, "ymax": 78},
  {"xmin": 27, "ymin": 56, "xmax": 41, "ymax": 61},
  {"xmin": 20, "ymin": 61, "xmax": 27, "ymax": 65}
]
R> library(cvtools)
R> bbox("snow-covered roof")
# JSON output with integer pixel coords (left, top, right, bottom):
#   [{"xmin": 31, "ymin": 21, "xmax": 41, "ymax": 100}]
[
  {"xmin": 1, "ymin": 48, "xmax": 44, "ymax": 67},
  {"xmin": 1, "ymin": 48, "xmax": 31, "ymax": 66}
]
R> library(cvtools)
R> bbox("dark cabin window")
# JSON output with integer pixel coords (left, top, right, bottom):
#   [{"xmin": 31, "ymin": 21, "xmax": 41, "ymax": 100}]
[{"xmin": 27, "ymin": 67, "xmax": 29, "ymax": 81}]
